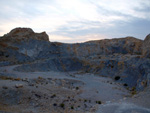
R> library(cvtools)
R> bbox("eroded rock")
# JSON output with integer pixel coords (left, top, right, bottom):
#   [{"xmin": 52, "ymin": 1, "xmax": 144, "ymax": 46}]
[
  {"xmin": 142, "ymin": 34, "xmax": 150, "ymax": 58},
  {"xmin": 3, "ymin": 27, "xmax": 49, "ymax": 41}
]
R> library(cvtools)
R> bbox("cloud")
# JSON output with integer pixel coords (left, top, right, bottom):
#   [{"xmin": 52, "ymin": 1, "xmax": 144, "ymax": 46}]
[
  {"xmin": 109, "ymin": 18, "xmax": 150, "ymax": 39},
  {"xmin": 0, "ymin": 0, "xmax": 150, "ymax": 42},
  {"xmin": 95, "ymin": 0, "xmax": 150, "ymax": 19}
]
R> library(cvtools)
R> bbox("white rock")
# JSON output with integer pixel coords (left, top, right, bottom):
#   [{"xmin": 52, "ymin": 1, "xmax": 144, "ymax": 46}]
[{"xmin": 15, "ymin": 84, "xmax": 23, "ymax": 88}]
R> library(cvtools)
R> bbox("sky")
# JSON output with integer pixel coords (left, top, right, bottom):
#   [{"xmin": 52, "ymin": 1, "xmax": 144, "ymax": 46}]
[{"xmin": 0, "ymin": 0, "xmax": 150, "ymax": 43}]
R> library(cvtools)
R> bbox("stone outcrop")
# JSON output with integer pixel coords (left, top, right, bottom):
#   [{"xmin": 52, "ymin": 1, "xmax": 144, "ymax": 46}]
[
  {"xmin": 3, "ymin": 27, "xmax": 49, "ymax": 41},
  {"xmin": 142, "ymin": 34, "xmax": 150, "ymax": 58}
]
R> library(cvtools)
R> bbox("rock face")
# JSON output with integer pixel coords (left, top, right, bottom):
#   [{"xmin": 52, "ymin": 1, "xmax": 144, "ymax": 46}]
[
  {"xmin": 3, "ymin": 27, "xmax": 49, "ymax": 41},
  {"xmin": 143, "ymin": 34, "xmax": 150, "ymax": 58},
  {"xmin": 0, "ymin": 28, "xmax": 150, "ymax": 90},
  {"xmin": 63, "ymin": 37, "xmax": 142, "ymax": 57}
]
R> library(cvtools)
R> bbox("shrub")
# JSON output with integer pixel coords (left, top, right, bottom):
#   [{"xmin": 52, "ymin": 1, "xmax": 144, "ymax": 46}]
[
  {"xmin": 76, "ymin": 87, "xmax": 79, "ymax": 90},
  {"xmin": 84, "ymin": 99, "xmax": 87, "ymax": 102},
  {"xmin": 123, "ymin": 83, "xmax": 128, "ymax": 87},
  {"xmin": 131, "ymin": 90, "xmax": 137, "ymax": 95},
  {"xmin": 96, "ymin": 101, "xmax": 102, "ymax": 104},
  {"xmin": 0, "ymin": 42, "xmax": 8, "ymax": 47},
  {"xmin": 38, "ymin": 76, "xmax": 42, "ymax": 79},
  {"xmin": 51, "ymin": 94, "xmax": 56, "ymax": 98},
  {"xmin": 111, "ymin": 65, "xmax": 114, "ymax": 68},
  {"xmin": 131, "ymin": 87, "xmax": 137, "ymax": 95},
  {"xmin": 114, "ymin": 76, "xmax": 120, "ymax": 81},
  {"xmin": 53, "ymin": 103, "xmax": 57, "ymax": 106},
  {"xmin": 60, "ymin": 103, "xmax": 65, "ymax": 108},
  {"xmin": 68, "ymin": 96, "xmax": 70, "ymax": 99},
  {"xmin": 14, "ymin": 78, "xmax": 21, "ymax": 81},
  {"xmin": 71, "ymin": 106, "xmax": 74, "ymax": 109}
]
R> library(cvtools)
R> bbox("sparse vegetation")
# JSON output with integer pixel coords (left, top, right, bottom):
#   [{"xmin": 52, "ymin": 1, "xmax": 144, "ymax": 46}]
[
  {"xmin": 0, "ymin": 76, "xmax": 21, "ymax": 81},
  {"xmin": 0, "ymin": 76, "xmax": 13, "ymax": 80}
]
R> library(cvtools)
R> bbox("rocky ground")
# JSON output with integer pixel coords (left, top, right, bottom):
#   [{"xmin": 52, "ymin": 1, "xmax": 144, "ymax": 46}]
[
  {"xmin": 0, "ymin": 65, "xmax": 150, "ymax": 113},
  {"xmin": 96, "ymin": 86, "xmax": 150, "ymax": 113}
]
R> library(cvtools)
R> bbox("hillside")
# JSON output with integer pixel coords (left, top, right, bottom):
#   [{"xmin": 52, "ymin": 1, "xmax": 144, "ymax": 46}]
[{"xmin": 0, "ymin": 28, "xmax": 150, "ymax": 113}]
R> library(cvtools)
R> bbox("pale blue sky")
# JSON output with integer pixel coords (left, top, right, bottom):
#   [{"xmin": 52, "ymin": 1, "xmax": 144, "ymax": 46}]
[{"xmin": 0, "ymin": 0, "xmax": 150, "ymax": 43}]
